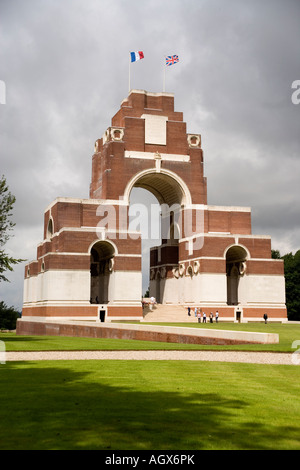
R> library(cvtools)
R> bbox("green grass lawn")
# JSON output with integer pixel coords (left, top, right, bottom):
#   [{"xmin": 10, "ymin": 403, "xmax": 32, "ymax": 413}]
[
  {"xmin": 1, "ymin": 323, "xmax": 300, "ymax": 450},
  {"xmin": 1, "ymin": 322, "xmax": 300, "ymax": 352},
  {"xmin": 139, "ymin": 321, "xmax": 300, "ymax": 352},
  {"xmin": 0, "ymin": 360, "xmax": 299, "ymax": 450}
]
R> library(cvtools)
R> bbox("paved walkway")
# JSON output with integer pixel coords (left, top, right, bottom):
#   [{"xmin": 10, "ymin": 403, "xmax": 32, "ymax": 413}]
[{"xmin": 5, "ymin": 350, "xmax": 295, "ymax": 365}]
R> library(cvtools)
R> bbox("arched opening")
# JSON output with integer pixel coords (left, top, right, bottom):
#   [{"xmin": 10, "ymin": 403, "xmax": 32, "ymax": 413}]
[
  {"xmin": 129, "ymin": 170, "xmax": 189, "ymax": 207},
  {"xmin": 128, "ymin": 170, "xmax": 188, "ymax": 303},
  {"xmin": 168, "ymin": 211, "xmax": 180, "ymax": 245},
  {"xmin": 155, "ymin": 271, "xmax": 161, "ymax": 303},
  {"xmin": 129, "ymin": 187, "xmax": 162, "ymax": 299},
  {"xmin": 226, "ymin": 245, "xmax": 248, "ymax": 305},
  {"xmin": 46, "ymin": 218, "xmax": 53, "ymax": 239},
  {"xmin": 90, "ymin": 240, "xmax": 115, "ymax": 304}
]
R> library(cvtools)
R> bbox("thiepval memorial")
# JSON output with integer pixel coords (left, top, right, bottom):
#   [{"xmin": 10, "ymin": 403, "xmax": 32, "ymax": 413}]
[{"xmin": 22, "ymin": 90, "xmax": 287, "ymax": 322}]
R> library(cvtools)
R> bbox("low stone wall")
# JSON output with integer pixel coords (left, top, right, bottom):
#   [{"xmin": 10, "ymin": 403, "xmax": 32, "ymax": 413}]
[{"xmin": 16, "ymin": 319, "xmax": 279, "ymax": 345}]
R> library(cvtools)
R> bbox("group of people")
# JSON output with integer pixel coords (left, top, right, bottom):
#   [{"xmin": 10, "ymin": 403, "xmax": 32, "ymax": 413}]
[{"xmin": 187, "ymin": 307, "xmax": 219, "ymax": 323}]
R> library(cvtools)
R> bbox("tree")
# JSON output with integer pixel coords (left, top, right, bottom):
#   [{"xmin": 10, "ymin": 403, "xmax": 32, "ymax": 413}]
[
  {"xmin": 282, "ymin": 250, "xmax": 300, "ymax": 321},
  {"xmin": 271, "ymin": 249, "xmax": 281, "ymax": 259},
  {"xmin": 144, "ymin": 287, "xmax": 150, "ymax": 298},
  {"xmin": 272, "ymin": 249, "xmax": 300, "ymax": 320},
  {"xmin": 0, "ymin": 175, "xmax": 24, "ymax": 282},
  {"xmin": 0, "ymin": 301, "xmax": 20, "ymax": 330}
]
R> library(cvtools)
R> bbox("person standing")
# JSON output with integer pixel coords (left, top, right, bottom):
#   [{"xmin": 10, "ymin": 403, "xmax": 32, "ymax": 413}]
[
  {"xmin": 263, "ymin": 313, "xmax": 268, "ymax": 324},
  {"xmin": 216, "ymin": 311, "xmax": 219, "ymax": 323},
  {"xmin": 187, "ymin": 306, "xmax": 191, "ymax": 316},
  {"xmin": 197, "ymin": 311, "xmax": 201, "ymax": 323},
  {"xmin": 203, "ymin": 312, "xmax": 206, "ymax": 323},
  {"xmin": 194, "ymin": 307, "xmax": 198, "ymax": 318}
]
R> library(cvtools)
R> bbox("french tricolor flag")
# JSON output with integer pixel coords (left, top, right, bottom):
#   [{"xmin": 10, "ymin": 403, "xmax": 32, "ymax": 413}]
[{"xmin": 130, "ymin": 51, "xmax": 144, "ymax": 62}]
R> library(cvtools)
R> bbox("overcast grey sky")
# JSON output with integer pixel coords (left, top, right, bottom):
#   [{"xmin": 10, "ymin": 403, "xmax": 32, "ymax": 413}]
[{"xmin": 0, "ymin": 0, "xmax": 299, "ymax": 310}]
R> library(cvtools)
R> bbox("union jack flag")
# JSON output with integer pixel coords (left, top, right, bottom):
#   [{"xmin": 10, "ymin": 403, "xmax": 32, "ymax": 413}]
[{"xmin": 165, "ymin": 55, "xmax": 179, "ymax": 66}]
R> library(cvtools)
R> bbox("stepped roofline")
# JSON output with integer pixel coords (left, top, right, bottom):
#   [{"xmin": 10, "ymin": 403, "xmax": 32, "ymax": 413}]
[{"xmin": 121, "ymin": 89, "xmax": 174, "ymax": 106}]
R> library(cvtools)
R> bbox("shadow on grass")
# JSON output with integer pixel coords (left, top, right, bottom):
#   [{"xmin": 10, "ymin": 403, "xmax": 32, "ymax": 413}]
[
  {"xmin": 0, "ymin": 361, "xmax": 299, "ymax": 450},
  {"xmin": 0, "ymin": 335, "xmax": 45, "ymax": 342}
]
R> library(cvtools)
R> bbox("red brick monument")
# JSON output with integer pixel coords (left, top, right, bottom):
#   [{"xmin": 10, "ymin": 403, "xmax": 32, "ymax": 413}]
[{"xmin": 22, "ymin": 90, "xmax": 287, "ymax": 322}]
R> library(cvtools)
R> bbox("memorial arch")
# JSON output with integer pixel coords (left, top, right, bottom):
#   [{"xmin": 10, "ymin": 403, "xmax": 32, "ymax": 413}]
[{"xmin": 22, "ymin": 89, "xmax": 287, "ymax": 322}]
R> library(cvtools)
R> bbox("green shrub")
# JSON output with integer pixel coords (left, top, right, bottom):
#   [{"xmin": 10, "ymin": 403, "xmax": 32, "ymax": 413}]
[{"xmin": 0, "ymin": 301, "xmax": 20, "ymax": 330}]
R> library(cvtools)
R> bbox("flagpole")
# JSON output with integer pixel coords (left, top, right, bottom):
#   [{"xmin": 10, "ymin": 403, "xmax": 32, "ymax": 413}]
[
  {"xmin": 163, "ymin": 55, "xmax": 166, "ymax": 92},
  {"xmin": 129, "ymin": 52, "xmax": 131, "ymax": 93}
]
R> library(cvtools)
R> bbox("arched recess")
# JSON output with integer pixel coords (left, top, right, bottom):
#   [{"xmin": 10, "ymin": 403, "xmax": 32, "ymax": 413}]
[
  {"xmin": 90, "ymin": 240, "xmax": 115, "ymax": 304},
  {"xmin": 225, "ymin": 245, "xmax": 248, "ymax": 305}
]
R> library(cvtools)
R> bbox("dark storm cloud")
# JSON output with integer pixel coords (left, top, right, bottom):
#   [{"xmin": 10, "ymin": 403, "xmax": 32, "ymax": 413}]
[{"xmin": 0, "ymin": 0, "xmax": 299, "ymax": 308}]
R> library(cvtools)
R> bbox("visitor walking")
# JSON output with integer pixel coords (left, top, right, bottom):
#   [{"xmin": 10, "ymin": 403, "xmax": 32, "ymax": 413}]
[
  {"xmin": 203, "ymin": 312, "xmax": 206, "ymax": 323},
  {"xmin": 216, "ymin": 311, "xmax": 219, "ymax": 323},
  {"xmin": 187, "ymin": 306, "xmax": 191, "ymax": 316},
  {"xmin": 210, "ymin": 312, "xmax": 213, "ymax": 323},
  {"xmin": 150, "ymin": 296, "xmax": 156, "ymax": 310},
  {"xmin": 263, "ymin": 313, "xmax": 268, "ymax": 324},
  {"xmin": 194, "ymin": 307, "xmax": 198, "ymax": 318},
  {"xmin": 197, "ymin": 311, "xmax": 201, "ymax": 323}
]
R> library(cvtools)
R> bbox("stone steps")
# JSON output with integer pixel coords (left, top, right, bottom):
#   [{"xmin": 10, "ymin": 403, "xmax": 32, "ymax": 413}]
[{"xmin": 142, "ymin": 304, "xmax": 199, "ymax": 323}]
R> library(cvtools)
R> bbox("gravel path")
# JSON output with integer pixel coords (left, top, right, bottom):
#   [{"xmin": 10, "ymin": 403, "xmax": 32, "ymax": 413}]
[{"xmin": 5, "ymin": 350, "xmax": 295, "ymax": 365}]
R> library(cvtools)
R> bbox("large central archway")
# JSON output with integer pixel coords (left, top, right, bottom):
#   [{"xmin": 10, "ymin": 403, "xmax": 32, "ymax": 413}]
[
  {"xmin": 128, "ymin": 169, "xmax": 188, "ymax": 301},
  {"xmin": 124, "ymin": 168, "xmax": 192, "ymax": 207}
]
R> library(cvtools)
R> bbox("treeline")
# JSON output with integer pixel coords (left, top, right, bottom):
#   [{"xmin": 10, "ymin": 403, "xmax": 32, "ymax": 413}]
[{"xmin": 272, "ymin": 249, "xmax": 300, "ymax": 321}]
